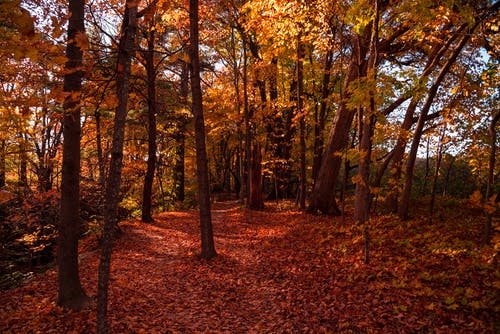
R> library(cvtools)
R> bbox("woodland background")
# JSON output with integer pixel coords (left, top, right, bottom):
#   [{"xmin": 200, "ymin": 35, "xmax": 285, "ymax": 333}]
[{"xmin": 0, "ymin": 0, "xmax": 499, "ymax": 332}]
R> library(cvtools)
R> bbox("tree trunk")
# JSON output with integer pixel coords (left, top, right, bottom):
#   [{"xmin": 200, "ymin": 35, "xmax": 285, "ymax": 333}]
[
  {"xmin": 249, "ymin": 143, "xmax": 264, "ymax": 210},
  {"xmin": 174, "ymin": 61, "xmax": 189, "ymax": 203},
  {"xmin": 97, "ymin": 1, "xmax": 138, "ymax": 332},
  {"xmin": 429, "ymin": 128, "xmax": 445, "ymax": 221},
  {"xmin": 297, "ymin": 38, "xmax": 306, "ymax": 210},
  {"xmin": 189, "ymin": 0, "xmax": 217, "ymax": 259},
  {"xmin": 483, "ymin": 110, "xmax": 500, "ymax": 244},
  {"xmin": 0, "ymin": 140, "xmax": 6, "ymax": 187},
  {"xmin": 398, "ymin": 29, "xmax": 472, "ymax": 220},
  {"xmin": 308, "ymin": 30, "xmax": 370, "ymax": 215},
  {"xmin": 57, "ymin": 0, "xmax": 90, "ymax": 311},
  {"xmin": 141, "ymin": 26, "xmax": 157, "ymax": 223},
  {"xmin": 312, "ymin": 51, "xmax": 333, "ymax": 184}
]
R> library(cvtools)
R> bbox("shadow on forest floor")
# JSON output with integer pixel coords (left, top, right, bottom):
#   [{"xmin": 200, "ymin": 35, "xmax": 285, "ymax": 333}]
[{"xmin": 0, "ymin": 200, "xmax": 498, "ymax": 333}]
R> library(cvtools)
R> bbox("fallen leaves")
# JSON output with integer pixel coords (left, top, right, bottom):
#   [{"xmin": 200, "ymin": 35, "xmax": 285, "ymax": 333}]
[{"xmin": 0, "ymin": 201, "xmax": 498, "ymax": 333}]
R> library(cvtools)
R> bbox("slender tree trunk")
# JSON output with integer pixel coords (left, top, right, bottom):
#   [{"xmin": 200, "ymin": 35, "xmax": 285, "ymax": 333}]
[
  {"xmin": 189, "ymin": 0, "xmax": 217, "ymax": 259},
  {"xmin": 429, "ymin": 130, "xmax": 444, "ymax": 223},
  {"xmin": 95, "ymin": 111, "xmax": 106, "ymax": 191},
  {"xmin": 355, "ymin": 0, "xmax": 378, "ymax": 264},
  {"xmin": 243, "ymin": 41, "xmax": 251, "ymax": 205},
  {"xmin": 398, "ymin": 30, "xmax": 471, "ymax": 220},
  {"xmin": 97, "ymin": 1, "xmax": 138, "ymax": 332},
  {"xmin": 174, "ymin": 61, "xmax": 189, "ymax": 203},
  {"xmin": 141, "ymin": 26, "xmax": 157, "ymax": 223},
  {"xmin": 57, "ymin": 0, "xmax": 90, "ymax": 311},
  {"xmin": 297, "ymin": 37, "xmax": 306, "ymax": 210},
  {"xmin": 0, "ymin": 140, "xmax": 6, "ymax": 187},
  {"xmin": 483, "ymin": 110, "xmax": 500, "ymax": 244},
  {"xmin": 385, "ymin": 26, "xmax": 466, "ymax": 212}
]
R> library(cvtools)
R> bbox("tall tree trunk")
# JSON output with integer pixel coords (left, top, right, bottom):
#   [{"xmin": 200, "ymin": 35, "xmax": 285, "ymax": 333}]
[
  {"xmin": 312, "ymin": 51, "xmax": 333, "ymax": 184},
  {"xmin": 95, "ymin": 110, "xmax": 106, "ymax": 191},
  {"xmin": 354, "ymin": 0, "xmax": 378, "ymax": 264},
  {"xmin": 429, "ymin": 128, "xmax": 445, "ymax": 222},
  {"xmin": 57, "ymin": 0, "xmax": 89, "ymax": 311},
  {"xmin": 398, "ymin": 28, "xmax": 472, "ymax": 220},
  {"xmin": 483, "ymin": 110, "xmax": 500, "ymax": 244},
  {"xmin": 189, "ymin": 0, "xmax": 217, "ymax": 259},
  {"xmin": 174, "ymin": 61, "xmax": 189, "ymax": 203},
  {"xmin": 308, "ymin": 30, "xmax": 371, "ymax": 215},
  {"xmin": 385, "ymin": 25, "xmax": 466, "ymax": 212},
  {"xmin": 97, "ymin": 1, "xmax": 138, "ymax": 332},
  {"xmin": 243, "ymin": 41, "xmax": 251, "ymax": 205},
  {"xmin": 297, "ymin": 37, "xmax": 306, "ymax": 210},
  {"xmin": 141, "ymin": 26, "xmax": 157, "ymax": 223},
  {"xmin": 0, "ymin": 140, "xmax": 6, "ymax": 187}
]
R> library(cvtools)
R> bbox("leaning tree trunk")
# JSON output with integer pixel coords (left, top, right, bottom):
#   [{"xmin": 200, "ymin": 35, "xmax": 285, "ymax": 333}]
[
  {"xmin": 308, "ymin": 30, "xmax": 370, "ymax": 215},
  {"xmin": 398, "ymin": 27, "xmax": 472, "ymax": 220},
  {"xmin": 97, "ymin": 1, "xmax": 138, "ymax": 332},
  {"xmin": 57, "ymin": 0, "xmax": 90, "ymax": 311},
  {"xmin": 141, "ymin": 25, "xmax": 157, "ymax": 223},
  {"xmin": 189, "ymin": 0, "xmax": 217, "ymax": 259}
]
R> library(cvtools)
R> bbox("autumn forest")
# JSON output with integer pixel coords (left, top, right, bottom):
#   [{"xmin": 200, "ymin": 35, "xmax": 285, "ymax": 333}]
[{"xmin": 1, "ymin": 0, "xmax": 499, "ymax": 332}]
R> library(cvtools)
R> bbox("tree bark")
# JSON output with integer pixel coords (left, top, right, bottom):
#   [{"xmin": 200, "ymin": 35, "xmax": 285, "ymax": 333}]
[
  {"xmin": 57, "ymin": 0, "xmax": 90, "ymax": 311},
  {"xmin": 297, "ymin": 38, "xmax": 306, "ymax": 210},
  {"xmin": 249, "ymin": 143, "xmax": 264, "ymax": 210},
  {"xmin": 174, "ymin": 61, "xmax": 189, "ymax": 203},
  {"xmin": 0, "ymin": 140, "xmax": 5, "ymax": 188},
  {"xmin": 141, "ymin": 25, "xmax": 157, "ymax": 223},
  {"xmin": 308, "ymin": 30, "xmax": 370, "ymax": 215},
  {"xmin": 483, "ymin": 110, "xmax": 500, "ymax": 244},
  {"xmin": 189, "ymin": 0, "xmax": 217, "ymax": 259},
  {"xmin": 398, "ymin": 29, "xmax": 472, "ymax": 220},
  {"xmin": 312, "ymin": 51, "xmax": 333, "ymax": 184},
  {"xmin": 97, "ymin": 1, "xmax": 138, "ymax": 332}
]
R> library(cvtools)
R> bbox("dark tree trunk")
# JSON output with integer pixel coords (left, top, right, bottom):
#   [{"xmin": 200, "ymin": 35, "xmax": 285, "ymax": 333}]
[
  {"xmin": 174, "ymin": 61, "xmax": 189, "ymax": 203},
  {"xmin": 141, "ymin": 26, "xmax": 157, "ymax": 223},
  {"xmin": 57, "ymin": 0, "xmax": 90, "ymax": 311},
  {"xmin": 308, "ymin": 30, "xmax": 371, "ymax": 215},
  {"xmin": 429, "ymin": 129, "xmax": 445, "ymax": 222},
  {"xmin": 97, "ymin": 1, "xmax": 138, "ymax": 332},
  {"xmin": 95, "ymin": 110, "xmax": 106, "ymax": 191},
  {"xmin": 249, "ymin": 143, "xmax": 264, "ymax": 210},
  {"xmin": 398, "ymin": 29, "xmax": 471, "ymax": 220},
  {"xmin": 312, "ymin": 51, "xmax": 333, "ymax": 184},
  {"xmin": 483, "ymin": 110, "xmax": 500, "ymax": 244},
  {"xmin": 0, "ymin": 140, "xmax": 5, "ymax": 187},
  {"xmin": 189, "ymin": 0, "xmax": 217, "ymax": 259},
  {"xmin": 297, "ymin": 38, "xmax": 306, "ymax": 210}
]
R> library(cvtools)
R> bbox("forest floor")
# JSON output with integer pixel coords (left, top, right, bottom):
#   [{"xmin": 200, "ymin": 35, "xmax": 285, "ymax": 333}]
[{"xmin": 0, "ymin": 200, "xmax": 498, "ymax": 333}]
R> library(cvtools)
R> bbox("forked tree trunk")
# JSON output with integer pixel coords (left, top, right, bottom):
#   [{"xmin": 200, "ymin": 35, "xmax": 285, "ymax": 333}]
[
  {"xmin": 57, "ymin": 0, "xmax": 90, "ymax": 311},
  {"xmin": 398, "ymin": 29, "xmax": 472, "ymax": 220},
  {"xmin": 189, "ymin": 0, "xmax": 217, "ymax": 259},
  {"xmin": 308, "ymin": 30, "xmax": 371, "ymax": 215},
  {"xmin": 97, "ymin": 1, "xmax": 138, "ymax": 332}
]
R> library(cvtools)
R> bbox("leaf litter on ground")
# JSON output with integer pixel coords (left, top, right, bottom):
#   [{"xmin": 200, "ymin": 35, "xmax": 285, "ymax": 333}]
[{"xmin": 0, "ymin": 200, "xmax": 498, "ymax": 333}]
